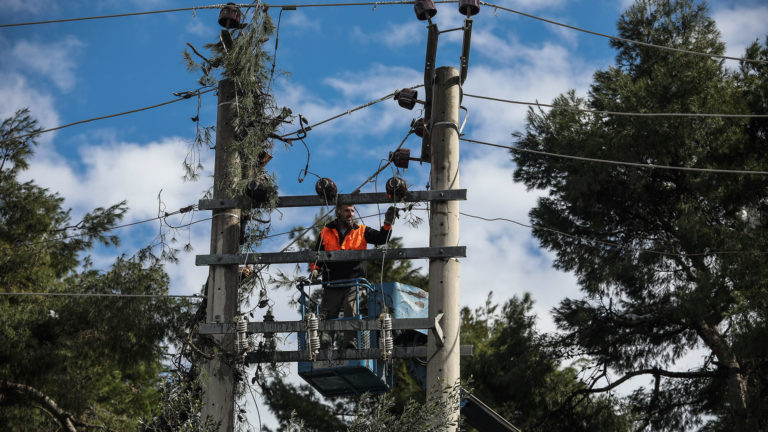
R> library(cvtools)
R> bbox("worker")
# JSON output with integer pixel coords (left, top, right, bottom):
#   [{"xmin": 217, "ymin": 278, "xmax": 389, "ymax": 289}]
[{"xmin": 310, "ymin": 203, "xmax": 397, "ymax": 349}]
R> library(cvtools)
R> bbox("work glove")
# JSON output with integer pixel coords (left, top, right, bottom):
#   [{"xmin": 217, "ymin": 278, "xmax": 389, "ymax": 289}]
[
  {"xmin": 310, "ymin": 268, "xmax": 320, "ymax": 282},
  {"xmin": 240, "ymin": 266, "xmax": 253, "ymax": 279},
  {"xmin": 384, "ymin": 206, "xmax": 398, "ymax": 225}
]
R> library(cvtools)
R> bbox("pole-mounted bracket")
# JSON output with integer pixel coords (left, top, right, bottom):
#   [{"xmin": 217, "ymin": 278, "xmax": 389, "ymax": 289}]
[
  {"xmin": 200, "ymin": 317, "xmax": 443, "ymax": 334},
  {"xmin": 196, "ymin": 246, "xmax": 466, "ymax": 266},
  {"xmin": 198, "ymin": 189, "xmax": 466, "ymax": 210},
  {"xmin": 245, "ymin": 345, "xmax": 473, "ymax": 363}
]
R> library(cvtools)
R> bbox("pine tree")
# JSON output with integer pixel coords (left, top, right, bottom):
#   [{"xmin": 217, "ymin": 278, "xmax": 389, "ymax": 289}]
[
  {"xmin": 0, "ymin": 109, "xmax": 193, "ymax": 431},
  {"xmin": 512, "ymin": 1, "xmax": 768, "ymax": 430}
]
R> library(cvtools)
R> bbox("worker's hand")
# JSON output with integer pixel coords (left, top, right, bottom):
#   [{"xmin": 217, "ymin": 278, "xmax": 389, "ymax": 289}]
[
  {"xmin": 384, "ymin": 206, "xmax": 398, "ymax": 225},
  {"xmin": 240, "ymin": 266, "xmax": 253, "ymax": 279},
  {"xmin": 310, "ymin": 268, "xmax": 320, "ymax": 282}
]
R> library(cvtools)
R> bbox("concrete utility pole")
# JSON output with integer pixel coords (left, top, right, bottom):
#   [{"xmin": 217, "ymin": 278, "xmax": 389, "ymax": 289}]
[
  {"xmin": 426, "ymin": 66, "xmax": 461, "ymax": 430},
  {"xmin": 202, "ymin": 78, "xmax": 241, "ymax": 432}
]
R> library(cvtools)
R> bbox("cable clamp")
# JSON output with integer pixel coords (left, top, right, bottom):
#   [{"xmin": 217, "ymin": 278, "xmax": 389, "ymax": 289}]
[
  {"xmin": 432, "ymin": 121, "xmax": 460, "ymax": 133},
  {"xmin": 431, "ymin": 312, "xmax": 445, "ymax": 347}
]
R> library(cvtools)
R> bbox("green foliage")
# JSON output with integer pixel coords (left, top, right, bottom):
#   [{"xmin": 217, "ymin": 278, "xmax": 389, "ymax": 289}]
[
  {"xmin": 512, "ymin": 1, "xmax": 768, "ymax": 430},
  {"xmin": 461, "ymin": 293, "xmax": 630, "ymax": 432},
  {"xmin": 182, "ymin": 7, "xmax": 291, "ymax": 204},
  {"xmin": 0, "ymin": 110, "xmax": 194, "ymax": 430}
]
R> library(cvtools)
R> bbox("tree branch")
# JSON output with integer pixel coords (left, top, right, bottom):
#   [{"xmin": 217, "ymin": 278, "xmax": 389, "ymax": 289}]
[
  {"xmin": 578, "ymin": 368, "xmax": 716, "ymax": 394},
  {"xmin": 1, "ymin": 381, "xmax": 78, "ymax": 432},
  {"xmin": 0, "ymin": 381, "xmax": 120, "ymax": 432}
]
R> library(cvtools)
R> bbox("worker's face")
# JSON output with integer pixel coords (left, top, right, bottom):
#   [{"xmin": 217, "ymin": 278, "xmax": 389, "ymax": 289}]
[{"xmin": 338, "ymin": 205, "xmax": 355, "ymax": 226}]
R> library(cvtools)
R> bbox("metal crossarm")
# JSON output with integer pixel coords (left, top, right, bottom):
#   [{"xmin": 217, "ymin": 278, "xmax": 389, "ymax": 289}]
[
  {"xmin": 245, "ymin": 345, "xmax": 473, "ymax": 363},
  {"xmin": 200, "ymin": 318, "xmax": 436, "ymax": 334},
  {"xmin": 195, "ymin": 246, "xmax": 466, "ymax": 266},
  {"xmin": 198, "ymin": 189, "xmax": 467, "ymax": 210}
]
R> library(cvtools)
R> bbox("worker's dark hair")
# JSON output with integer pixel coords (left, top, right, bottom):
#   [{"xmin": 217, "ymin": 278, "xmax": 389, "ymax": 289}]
[{"xmin": 335, "ymin": 203, "xmax": 354, "ymax": 218}]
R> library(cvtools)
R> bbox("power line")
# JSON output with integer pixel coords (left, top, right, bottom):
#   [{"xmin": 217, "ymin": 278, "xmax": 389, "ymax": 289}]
[
  {"xmin": 460, "ymin": 137, "xmax": 768, "ymax": 176},
  {"xmin": 262, "ymin": 131, "xmax": 412, "ymax": 266},
  {"xmin": 459, "ymin": 211, "xmax": 766, "ymax": 258},
  {"xmin": 464, "ymin": 93, "xmax": 768, "ymax": 119},
  {"xmin": 0, "ymin": 4, "xmax": 252, "ymax": 28},
  {"xmin": 5, "ymin": 0, "xmax": 764, "ymax": 68},
  {"xmin": 20, "ymin": 204, "xmax": 198, "ymax": 247},
  {"xmin": 4, "ymin": 88, "xmax": 216, "ymax": 143},
  {"xmin": 279, "ymin": 85, "xmax": 422, "ymax": 140},
  {"xmin": 0, "ymin": 292, "xmax": 202, "ymax": 299},
  {"xmin": 480, "ymin": 1, "xmax": 768, "ymax": 66},
  {"xmin": 0, "ymin": 2, "xmax": 460, "ymax": 28}
]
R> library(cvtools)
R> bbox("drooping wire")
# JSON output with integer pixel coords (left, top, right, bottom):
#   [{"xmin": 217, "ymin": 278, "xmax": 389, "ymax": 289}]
[
  {"xmin": 480, "ymin": 1, "xmax": 768, "ymax": 66},
  {"xmin": 5, "ymin": 0, "xmax": 763, "ymax": 66},
  {"xmin": 279, "ymin": 85, "xmax": 423, "ymax": 140},
  {"xmin": 19, "ymin": 204, "xmax": 198, "ymax": 247},
  {"xmin": 463, "ymin": 93, "xmax": 768, "ymax": 118},
  {"xmin": 0, "ymin": 4, "xmax": 253, "ymax": 27},
  {"xmin": 1, "ymin": 88, "xmax": 216, "ymax": 144},
  {"xmin": 0, "ymin": 2, "xmax": 455, "ymax": 28},
  {"xmin": 460, "ymin": 137, "xmax": 768, "ymax": 176},
  {"xmin": 256, "ymin": 131, "xmax": 413, "ymax": 272},
  {"xmin": 267, "ymin": 7, "xmax": 286, "ymax": 91}
]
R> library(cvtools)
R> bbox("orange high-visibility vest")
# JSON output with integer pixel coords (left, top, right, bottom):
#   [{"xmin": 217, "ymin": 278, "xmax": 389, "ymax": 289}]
[{"xmin": 318, "ymin": 224, "xmax": 368, "ymax": 251}]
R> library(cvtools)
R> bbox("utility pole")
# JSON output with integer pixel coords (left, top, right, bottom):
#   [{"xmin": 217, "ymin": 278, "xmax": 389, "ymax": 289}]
[
  {"xmin": 202, "ymin": 78, "xmax": 240, "ymax": 432},
  {"xmin": 426, "ymin": 65, "xmax": 461, "ymax": 430}
]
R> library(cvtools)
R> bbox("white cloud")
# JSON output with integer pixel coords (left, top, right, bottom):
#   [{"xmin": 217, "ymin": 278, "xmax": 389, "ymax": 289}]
[
  {"xmin": 0, "ymin": 73, "xmax": 60, "ymax": 140},
  {"xmin": 324, "ymin": 64, "xmax": 422, "ymax": 99},
  {"xmin": 275, "ymin": 64, "xmax": 422, "ymax": 150},
  {"xmin": 352, "ymin": 21, "xmax": 424, "ymax": 49},
  {"xmin": 616, "ymin": 0, "xmax": 635, "ymax": 12},
  {"xmin": 10, "ymin": 36, "xmax": 84, "ymax": 91},
  {"xmin": 282, "ymin": 10, "xmax": 322, "ymax": 33},
  {"xmin": 23, "ymin": 136, "xmax": 213, "ymax": 222},
  {"xmin": 495, "ymin": 0, "xmax": 567, "ymax": 10},
  {"xmin": 713, "ymin": 5, "xmax": 768, "ymax": 60},
  {"xmin": 0, "ymin": 0, "xmax": 52, "ymax": 13},
  {"xmin": 185, "ymin": 17, "xmax": 214, "ymax": 37},
  {"xmin": 463, "ymin": 40, "xmax": 595, "ymax": 142}
]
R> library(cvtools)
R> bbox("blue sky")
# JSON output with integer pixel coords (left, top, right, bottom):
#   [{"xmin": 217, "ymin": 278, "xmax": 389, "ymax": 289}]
[{"xmin": 2, "ymin": 0, "xmax": 767, "ymax": 428}]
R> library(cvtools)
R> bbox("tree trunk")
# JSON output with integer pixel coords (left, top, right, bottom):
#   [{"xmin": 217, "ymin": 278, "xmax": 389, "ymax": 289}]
[{"xmin": 695, "ymin": 321, "xmax": 749, "ymax": 431}]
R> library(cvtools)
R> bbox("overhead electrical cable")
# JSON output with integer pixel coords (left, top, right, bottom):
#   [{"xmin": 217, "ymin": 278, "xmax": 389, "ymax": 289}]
[
  {"xmin": 480, "ymin": 1, "xmax": 768, "ymax": 65},
  {"xmin": 0, "ymin": 1, "xmax": 459, "ymax": 28},
  {"xmin": 460, "ymin": 137, "xmax": 768, "ymax": 176},
  {"xmin": 4, "ymin": 0, "xmax": 763, "ymax": 66},
  {"xmin": 20, "ymin": 204, "xmax": 198, "ymax": 247},
  {"xmin": 464, "ymin": 93, "xmax": 768, "ymax": 118},
  {"xmin": 459, "ymin": 211, "xmax": 766, "ymax": 257},
  {"xmin": 279, "ymin": 85, "xmax": 422, "ymax": 140},
  {"xmin": 3, "ymin": 88, "xmax": 216, "ymax": 143},
  {"xmin": 0, "ymin": 4, "xmax": 253, "ymax": 28},
  {"xmin": 0, "ymin": 292, "xmax": 203, "ymax": 299},
  {"xmin": 262, "ymin": 130, "xmax": 413, "ymax": 266}
]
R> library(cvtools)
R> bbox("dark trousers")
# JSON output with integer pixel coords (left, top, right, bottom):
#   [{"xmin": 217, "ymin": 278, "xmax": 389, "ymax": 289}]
[{"xmin": 319, "ymin": 286, "xmax": 359, "ymax": 347}]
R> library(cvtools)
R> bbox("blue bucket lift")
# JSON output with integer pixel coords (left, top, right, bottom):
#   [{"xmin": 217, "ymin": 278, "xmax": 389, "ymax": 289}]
[{"xmin": 297, "ymin": 279, "xmax": 428, "ymax": 397}]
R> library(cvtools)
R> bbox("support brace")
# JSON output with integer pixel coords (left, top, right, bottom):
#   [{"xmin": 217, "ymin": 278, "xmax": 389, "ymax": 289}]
[
  {"xmin": 199, "ymin": 317, "xmax": 447, "ymax": 334},
  {"xmin": 199, "ymin": 189, "xmax": 467, "ymax": 210},
  {"xmin": 245, "ymin": 345, "xmax": 473, "ymax": 363},
  {"xmin": 195, "ymin": 246, "xmax": 466, "ymax": 266}
]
